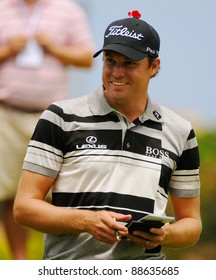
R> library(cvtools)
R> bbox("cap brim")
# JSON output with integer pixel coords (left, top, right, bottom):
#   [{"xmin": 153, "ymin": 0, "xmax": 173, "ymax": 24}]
[{"xmin": 93, "ymin": 44, "xmax": 148, "ymax": 61}]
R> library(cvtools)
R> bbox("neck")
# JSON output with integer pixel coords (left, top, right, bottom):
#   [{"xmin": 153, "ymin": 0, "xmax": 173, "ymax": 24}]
[
  {"xmin": 104, "ymin": 88, "xmax": 148, "ymax": 122},
  {"xmin": 107, "ymin": 97, "xmax": 147, "ymax": 122},
  {"xmin": 117, "ymin": 105, "xmax": 146, "ymax": 122}
]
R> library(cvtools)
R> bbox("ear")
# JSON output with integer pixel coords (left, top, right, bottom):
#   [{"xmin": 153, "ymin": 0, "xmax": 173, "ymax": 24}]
[{"xmin": 151, "ymin": 57, "xmax": 160, "ymax": 76}]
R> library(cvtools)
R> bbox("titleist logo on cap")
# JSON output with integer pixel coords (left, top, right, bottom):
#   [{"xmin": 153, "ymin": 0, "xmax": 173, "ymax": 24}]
[{"xmin": 105, "ymin": 25, "xmax": 144, "ymax": 41}]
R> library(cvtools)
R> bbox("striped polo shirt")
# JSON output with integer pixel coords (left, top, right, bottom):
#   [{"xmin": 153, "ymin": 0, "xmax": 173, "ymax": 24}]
[{"xmin": 23, "ymin": 85, "xmax": 200, "ymax": 259}]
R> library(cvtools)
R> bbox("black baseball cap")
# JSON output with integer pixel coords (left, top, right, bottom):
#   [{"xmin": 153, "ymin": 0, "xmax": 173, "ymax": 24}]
[{"xmin": 93, "ymin": 17, "xmax": 160, "ymax": 61}]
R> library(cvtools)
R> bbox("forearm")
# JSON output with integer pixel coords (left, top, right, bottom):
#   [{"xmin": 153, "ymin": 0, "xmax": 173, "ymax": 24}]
[
  {"xmin": 14, "ymin": 198, "xmax": 91, "ymax": 234},
  {"xmin": 35, "ymin": 33, "xmax": 94, "ymax": 67},
  {"xmin": 0, "ymin": 35, "xmax": 28, "ymax": 62},
  {"xmin": 13, "ymin": 171, "xmax": 91, "ymax": 234},
  {"xmin": 46, "ymin": 45, "xmax": 94, "ymax": 67},
  {"xmin": 0, "ymin": 44, "xmax": 14, "ymax": 62},
  {"xmin": 14, "ymin": 196, "xmax": 131, "ymax": 245},
  {"xmin": 162, "ymin": 217, "xmax": 202, "ymax": 249}
]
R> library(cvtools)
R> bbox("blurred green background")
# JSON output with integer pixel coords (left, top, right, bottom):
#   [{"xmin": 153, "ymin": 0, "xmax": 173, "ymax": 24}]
[{"xmin": 0, "ymin": 130, "xmax": 216, "ymax": 260}]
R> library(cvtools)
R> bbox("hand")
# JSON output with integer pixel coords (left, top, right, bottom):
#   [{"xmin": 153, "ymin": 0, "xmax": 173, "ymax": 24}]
[
  {"xmin": 35, "ymin": 32, "xmax": 55, "ymax": 53},
  {"xmin": 9, "ymin": 35, "xmax": 28, "ymax": 55},
  {"xmin": 85, "ymin": 210, "xmax": 131, "ymax": 245},
  {"xmin": 35, "ymin": 32, "xmax": 93, "ymax": 67},
  {"xmin": 127, "ymin": 224, "xmax": 168, "ymax": 249}
]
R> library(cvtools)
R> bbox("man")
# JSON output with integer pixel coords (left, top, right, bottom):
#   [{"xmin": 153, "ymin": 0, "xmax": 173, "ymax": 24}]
[
  {"xmin": 0, "ymin": 0, "xmax": 94, "ymax": 259},
  {"xmin": 13, "ymin": 11, "xmax": 202, "ymax": 260}
]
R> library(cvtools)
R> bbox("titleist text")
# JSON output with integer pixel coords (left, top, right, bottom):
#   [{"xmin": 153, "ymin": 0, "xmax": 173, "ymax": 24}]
[{"xmin": 105, "ymin": 25, "xmax": 144, "ymax": 40}]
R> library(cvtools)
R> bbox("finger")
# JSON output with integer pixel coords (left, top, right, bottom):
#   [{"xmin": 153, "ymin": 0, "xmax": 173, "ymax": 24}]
[
  {"xmin": 113, "ymin": 213, "xmax": 132, "ymax": 222},
  {"xmin": 101, "ymin": 213, "xmax": 127, "ymax": 230},
  {"xmin": 131, "ymin": 230, "xmax": 150, "ymax": 239},
  {"xmin": 112, "ymin": 219, "xmax": 128, "ymax": 233},
  {"xmin": 96, "ymin": 227, "xmax": 120, "ymax": 244}
]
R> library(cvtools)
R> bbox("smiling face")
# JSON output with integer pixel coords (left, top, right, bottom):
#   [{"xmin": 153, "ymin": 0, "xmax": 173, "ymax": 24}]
[{"xmin": 102, "ymin": 51, "xmax": 160, "ymax": 116}]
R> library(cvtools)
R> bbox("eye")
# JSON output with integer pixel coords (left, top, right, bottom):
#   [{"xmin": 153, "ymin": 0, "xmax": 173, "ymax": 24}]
[
  {"xmin": 125, "ymin": 60, "xmax": 136, "ymax": 66},
  {"xmin": 105, "ymin": 57, "xmax": 116, "ymax": 66}
]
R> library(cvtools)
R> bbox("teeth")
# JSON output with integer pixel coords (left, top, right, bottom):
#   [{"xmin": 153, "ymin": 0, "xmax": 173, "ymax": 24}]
[{"xmin": 112, "ymin": 82, "xmax": 126, "ymax": 86}]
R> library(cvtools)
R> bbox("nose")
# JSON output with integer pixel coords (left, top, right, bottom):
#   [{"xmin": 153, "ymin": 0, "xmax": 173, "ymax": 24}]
[{"xmin": 113, "ymin": 64, "xmax": 125, "ymax": 78}]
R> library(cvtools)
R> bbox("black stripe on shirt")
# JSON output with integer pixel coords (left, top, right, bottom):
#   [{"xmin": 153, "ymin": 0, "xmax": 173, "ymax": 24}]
[
  {"xmin": 65, "ymin": 129, "xmax": 122, "ymax": 151},
  {"xmin": 32, "ymin": 119, "xmax": 64, "ymax": 151},
  {"xmin": 188, "ymin": 129, "xmax": 196, "ymax": 140},
  {"xmin": 47, "ymin": 104, "xmax": 120, "ymax": 123},
  {"xmin": 159, "ymin": 164, "xmax": 172, "ymax": 194},
  {"xmin": 123, "ymin": 130, "xmax": 161, "ymax": 155},
  {"xmin": 143, "ymin": 119, "xmax": 163, "ymax": 131},
  {"xmin": 176, "ymin": 146, "xmax": 200, "ymax": 170},
  {"xmin": 52, "ymin": 192, "xmax": 154, "ymax": 220},
  {"xmin": 133, "ymin": 119, "xmax": 162, "ymax": 131}
]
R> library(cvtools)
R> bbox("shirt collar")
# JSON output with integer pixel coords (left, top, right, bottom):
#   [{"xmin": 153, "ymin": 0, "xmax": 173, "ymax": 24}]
[
  {"xmin": 88, "ymin": 85, "xmax": 114, "ymax": 116},
  {"xmin": 88, "ymin": 85, "xmax": 164, "ymax": 123},
  {"xmin": 144, "ymin": 98, "xmax": 164, "ymax": 123}
]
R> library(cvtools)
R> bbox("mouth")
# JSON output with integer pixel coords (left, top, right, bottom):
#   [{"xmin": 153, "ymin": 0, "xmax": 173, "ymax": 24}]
[{"xmin": 111, "ymin": 81, "xmax": 127, "ymax": 86}]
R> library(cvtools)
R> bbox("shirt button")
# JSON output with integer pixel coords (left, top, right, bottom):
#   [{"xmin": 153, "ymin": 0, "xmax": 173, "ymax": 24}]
[
  {"xmin": 126, "ymin": 142, "xmax": 130, "ymax": 149},
  {"xmin": 140, "ymin": 116, "xmax": 145, "ymax": 122}
]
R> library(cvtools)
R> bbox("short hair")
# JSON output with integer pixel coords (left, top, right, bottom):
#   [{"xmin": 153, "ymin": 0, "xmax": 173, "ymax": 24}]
[{"xmin": 147, "ymin": 56, "xmax": 160, "ymax": 78}]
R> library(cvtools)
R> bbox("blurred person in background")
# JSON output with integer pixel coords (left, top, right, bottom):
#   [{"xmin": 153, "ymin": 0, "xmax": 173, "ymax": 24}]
[{"xmin": 0, "ymin": 0, "xmax": 95, "ymax": 259}]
